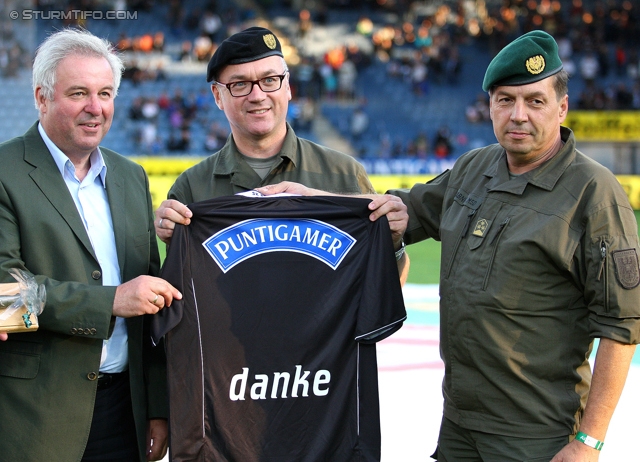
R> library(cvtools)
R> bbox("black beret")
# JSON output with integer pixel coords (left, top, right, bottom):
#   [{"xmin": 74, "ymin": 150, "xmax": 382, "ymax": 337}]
[
  {"xmin": 482, "ymin": 30, "xmax": 563, "ymax": 92},
  {"xmin": 206, "ymin": 27, "xmax": 283, "ymax": 83}
]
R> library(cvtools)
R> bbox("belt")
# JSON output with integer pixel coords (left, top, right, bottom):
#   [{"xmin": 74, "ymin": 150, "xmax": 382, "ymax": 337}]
[{"xmin": 97, "ymin": 371, "xmax": 127, "ymax": 390}]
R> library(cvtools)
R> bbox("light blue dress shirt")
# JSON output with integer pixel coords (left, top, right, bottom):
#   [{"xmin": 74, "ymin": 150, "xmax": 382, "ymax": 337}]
[{"xmin": 38, "ymin": 123, "xmax": 128, "ymax": 373}]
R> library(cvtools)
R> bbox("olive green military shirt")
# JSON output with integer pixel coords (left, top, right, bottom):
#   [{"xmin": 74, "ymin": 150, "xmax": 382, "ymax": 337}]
[
  {"xmin": 169, "ymin": 124, "xmax": 374, "ymax": 203},
  {"xmin": 391, "ymin": 127, "xmax": 640, "ymax": 438}
]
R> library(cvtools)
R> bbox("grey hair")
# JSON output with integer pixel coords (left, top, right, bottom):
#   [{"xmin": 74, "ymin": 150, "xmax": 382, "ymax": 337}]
[{"xmin": 32, "ymin": 28, "xmax": 124, "ymax": 110}]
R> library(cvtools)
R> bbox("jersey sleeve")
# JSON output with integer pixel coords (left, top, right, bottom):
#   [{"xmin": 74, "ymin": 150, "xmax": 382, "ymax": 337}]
[
  {"xmin": 150, "ymin": 223, "xmax": 189, "ymax": 345},
  {"xmin": 354, "ymin": 216, "xmax": 407, "ymax": 343}
]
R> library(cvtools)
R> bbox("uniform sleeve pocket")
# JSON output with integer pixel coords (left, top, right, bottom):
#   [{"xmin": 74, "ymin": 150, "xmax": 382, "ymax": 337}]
[{"xmin": 591, "ymin": 236, "xmax": 640, "ymax": 317}]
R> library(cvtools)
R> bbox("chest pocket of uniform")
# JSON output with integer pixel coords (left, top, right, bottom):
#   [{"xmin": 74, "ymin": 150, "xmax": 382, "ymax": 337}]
[
  {"xmin": 443, "ymin": 191, "xmax": 483, "ymax": 278},
  {"xmin": 467, "ymin": 217, "xmax": 494, "ymax": 250}
]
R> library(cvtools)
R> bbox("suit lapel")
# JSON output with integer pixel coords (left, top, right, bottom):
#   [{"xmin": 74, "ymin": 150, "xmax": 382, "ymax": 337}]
[{"xmin": 23, "ymin": 124, "xmax": 97, "ymax": 261}]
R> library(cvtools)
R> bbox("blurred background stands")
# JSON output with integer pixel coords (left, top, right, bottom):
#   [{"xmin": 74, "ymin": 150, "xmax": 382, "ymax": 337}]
[{"xmin": 0, "ymin": 0, "xmax": 637, "ymax": 173}]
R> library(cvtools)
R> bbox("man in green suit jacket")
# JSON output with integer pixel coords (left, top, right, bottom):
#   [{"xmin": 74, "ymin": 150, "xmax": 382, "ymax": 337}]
[{"xmin": 0, "ymin": 29, "xmax": 181, "ymax": 461}]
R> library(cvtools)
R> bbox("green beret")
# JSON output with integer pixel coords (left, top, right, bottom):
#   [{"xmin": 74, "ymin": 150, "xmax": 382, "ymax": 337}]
[
  {"xmin": 206, "ymin": 27, "xmax": 284, "ymax": 83},
  {"xmin": 482, "ymin": 30, "xmax": 563, "ymax": 92}
]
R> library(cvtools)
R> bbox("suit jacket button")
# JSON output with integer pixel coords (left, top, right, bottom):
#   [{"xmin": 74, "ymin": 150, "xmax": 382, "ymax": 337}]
[
  {"xmin": 87, "ymin": 372, "xmax": 98, "ymax": 381},
  {"xmin": 83, "ymin": 328, "xmax": 92, "ymax": 335},
  {"xmin": 70, "ymin": 328, "xmax": 78, "ymax": 334},
  {"xmin": 90, "ymin": 328, "xmax": 97, "ymax": 335},
  {"xmin": 91, "ymin": 270, "xmax": 101, "ymax": 280}
]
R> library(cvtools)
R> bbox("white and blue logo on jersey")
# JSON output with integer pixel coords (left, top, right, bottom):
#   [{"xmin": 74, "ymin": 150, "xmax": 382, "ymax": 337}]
[{"xmin": 203, "ymin": 218, "xmax": 357, "ymax": 273}]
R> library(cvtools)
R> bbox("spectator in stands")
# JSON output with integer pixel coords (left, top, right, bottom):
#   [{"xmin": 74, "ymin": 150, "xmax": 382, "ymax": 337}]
[
  {"xmin": 293, "ymin": 56, "xmax": 322, "ymax": 100},
  {"xmin": 134, "ymin": 33, "xmax": 154, "ymax": 53},
  {"xmin": 201, "ymin": 10, "xmax": 223, "ymax": 43},
  {"xmin": 319, "ymin": 62, "xmax": 337, "ymax": 99},
  {"xmin": 167, "ymin": 127, "xmax": 191, "ymax": 152},
  {"xmin": 627, "ymin": 49, "xmax": 639, "ymax": 79},
  {"xmin": 579, "ymin": 51, "xmax": 600, "ymax": 85},
  {"xmin": 122, "ymin": 59, "xmax": 143, "ymax": 85},
  {"xmin": 596, "ymin": 43, "xmax": 610, "ymax": 79},
  {"xmin": 433, "ymin": 125, "xmax": 453, "ymax": 158},
  {"xmin": 349, "ymin": 105, "xmax": 369, "ymax": 142},
  {"xmin": 179, "ymin": 40, "xmax": 193, "ymax": 62},
  {"xmin": 465, "ymin": 93, "xmax": 491, "ymax": 124},
  {"xmin": 139, "ymin": 121, "xmax": 159, "ymax": 153},
  {"xmin": 615, "ymin": 41, "xmax": 627, "ymax": 76},
  {"xmin": 631, "ymin": 82, "xmax": 640, "ymax": 110},
  {"xmin": 203, "ymin": 121, "xmax": 229, "ymax": 152},
  {"xmin": 141, "ymin": 96, "xmax": 160, "ymax": 122},
  {"xmin": 410, "ymin": 53, "xmax": 429, "ymax": 96},
  {"xmin": 0, "ymin": 41, "xmax": 26, "ymax": 77},
  {"xmin": 346, "ymin": 42, "xmax": 369, "ymax": 70},
  {"xmin": 157, "ymin": 90, "xmax": 171, "ymax": 111},
  {"xmin": 297, "ymin": 96, "xmax": 316, "ymax": 131},
  {"xmin": 167, "ymin": 0, "xmax": 185, "ymax": 36},
  {"xmin": 414, "ymin": 131, "xmax": 429, "ymax": 158},
  {"xmin": 443, "ymin": 45, "xmax": 461, "ymax": 85},
  {"xmin": 193, "ymin": 33, "xmax": 215, "ymax": 62},
  {"xmin": 116, "ymin": 32, "xmax": 133, "ymax": 52},
  {"xmin": 195, "ymin": 88, "xmax": 211, "ymax": 112},
  {"xmin": 577, "ymin": 83, "xmax": 606, "ymax": 110},
  {"xmin": 298, "ymin": 9, "xmax": 313, "ymax": 39},
  {"xmin": 128, "ymin": 96, "xmax": 145, "ymax": 121},
  {"xmin": 613, "ymin": 82, "xmax": 634, "ymax": 109},
  {"xmin": 337, "ymin": 54, "xmax": 358, "ymax": 100},
  {"xmin": 556, "ymin": 33, "xmax": 576, "ymax": 76},
  {"xmin": 153, "ymin": 31, "xmax": 165, "ymax": 53}
]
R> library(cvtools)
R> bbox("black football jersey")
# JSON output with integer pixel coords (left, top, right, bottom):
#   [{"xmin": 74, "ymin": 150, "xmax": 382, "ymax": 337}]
[{"xmin": 152, "ymin": 195, "xmax": 406, "ymax": 462}]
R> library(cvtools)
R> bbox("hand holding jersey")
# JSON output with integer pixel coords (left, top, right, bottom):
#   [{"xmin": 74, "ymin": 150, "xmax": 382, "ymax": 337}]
[
  {"xmin": 155, "ymin": 199, "xmax": 193, "ymax": 245},
  {"xmin": 255, "ymin": 181, "xmax": 409, "ymax": 252}
]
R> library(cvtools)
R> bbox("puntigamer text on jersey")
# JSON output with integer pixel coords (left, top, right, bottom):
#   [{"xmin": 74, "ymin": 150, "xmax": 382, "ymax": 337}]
[
  {"xmin": 229, "ymin": 366, "xmax": 331, "ymax": 400},
  {"xmin": 203, "ymin": 218, "xmax": 357, "ymax": 272}
]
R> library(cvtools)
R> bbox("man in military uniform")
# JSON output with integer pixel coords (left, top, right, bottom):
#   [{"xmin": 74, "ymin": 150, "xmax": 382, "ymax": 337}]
[
  {"xmin": 259, "ymin": 30, "xmax": 640, "ymax": 461},
  {"xmin": 154, "ymin": 27, "xmax": 379, "ymax": 243}
]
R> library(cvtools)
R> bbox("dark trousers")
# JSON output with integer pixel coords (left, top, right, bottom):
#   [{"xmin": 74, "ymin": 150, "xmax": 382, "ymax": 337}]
[
  {"xmin": 82, "ymin": 371, "xmax": 140, "ymax": 462},
  {"xmin": 433, "ymin": 417, "xmax": 570, "ymax": 462}
]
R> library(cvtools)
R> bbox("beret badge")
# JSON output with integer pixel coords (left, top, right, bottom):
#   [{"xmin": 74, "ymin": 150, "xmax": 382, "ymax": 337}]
[
  {"xmin": 525, "ymin": 55, "xmax": 545, "ymax": 75},
  {"xmin": 263, "ymin": 34, "xmax": 277, "ymax": 50}
]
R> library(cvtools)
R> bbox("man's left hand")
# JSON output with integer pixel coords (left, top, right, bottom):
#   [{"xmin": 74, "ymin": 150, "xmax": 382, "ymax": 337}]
[
  {"xmin": 550, "ymin": 439, "xmax": 600, "ymax": 462},
  {"xmin": 146, "ymin": 418, "xmax": 168, "ymax": 461},
  {"xmin": 367, "ymin": 194, "xmax": 408, "ymax": 249}
]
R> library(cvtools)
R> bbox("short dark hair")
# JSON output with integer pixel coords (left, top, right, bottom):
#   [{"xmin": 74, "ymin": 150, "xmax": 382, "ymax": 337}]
[{"xmin": 553, "ymin": 69, "xmax": 569, "ymax": 101}]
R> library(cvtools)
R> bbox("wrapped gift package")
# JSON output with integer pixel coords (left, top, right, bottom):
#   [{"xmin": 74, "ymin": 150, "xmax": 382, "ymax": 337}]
[{"xmin": 0, "ymin": 270, "xmax": 45, "ymax": 333}]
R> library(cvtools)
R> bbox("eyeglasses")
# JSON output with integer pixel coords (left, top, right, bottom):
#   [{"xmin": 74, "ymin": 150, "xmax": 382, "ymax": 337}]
[{"xmin": 214, "ymin": 72, "xmax": 288, "ymax": 97}]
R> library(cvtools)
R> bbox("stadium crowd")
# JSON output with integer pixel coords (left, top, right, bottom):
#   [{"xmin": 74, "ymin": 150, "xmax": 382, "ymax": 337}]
[{"xmin": 1, "ymin": 0, "xmax": 638, "ymax": 158}]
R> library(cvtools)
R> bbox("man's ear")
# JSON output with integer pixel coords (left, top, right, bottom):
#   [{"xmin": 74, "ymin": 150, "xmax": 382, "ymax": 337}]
[
  {"xmin": 35, "ymin": 87, "xmax": 48, "ymax": 114},
  {"xmin": 211, "ymin": 85, "xmax": 223, "ymax": 110}
]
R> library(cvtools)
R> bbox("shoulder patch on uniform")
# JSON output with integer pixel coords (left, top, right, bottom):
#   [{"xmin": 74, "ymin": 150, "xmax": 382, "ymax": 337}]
[{"xmin": 612, "ymin": 249, "xmax": 640, "ymax": 289}]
